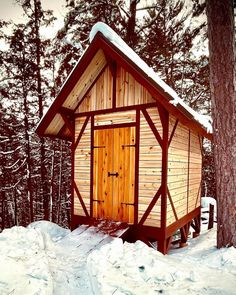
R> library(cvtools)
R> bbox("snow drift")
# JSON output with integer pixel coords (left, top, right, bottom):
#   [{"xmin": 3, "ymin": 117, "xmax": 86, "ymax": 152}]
[{"xmin": 0, "ymin": 220, "xmax": 235, "ymax": 295}]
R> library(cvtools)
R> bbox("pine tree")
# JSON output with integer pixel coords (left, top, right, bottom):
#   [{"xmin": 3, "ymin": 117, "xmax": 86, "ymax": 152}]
[{"xmin": 207, "ymin": 0, "xmax": 236, "ymax": 248}]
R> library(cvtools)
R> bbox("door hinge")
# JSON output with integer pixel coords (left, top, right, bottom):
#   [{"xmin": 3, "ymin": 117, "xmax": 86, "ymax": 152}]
[
  {"xmin": 121, "ymin": 202, "xmax": 135, "ymax": 206},
  {"xmin": 92, "ymin": 145, "xmax": 106, "ymax": 149},
  {"xmin": 122, "ymin": 144, "xmax": 136, "ymax": 149},
  {"xmin": 93, "ymin": 199, "xmax": 105, "ymax": 203}
]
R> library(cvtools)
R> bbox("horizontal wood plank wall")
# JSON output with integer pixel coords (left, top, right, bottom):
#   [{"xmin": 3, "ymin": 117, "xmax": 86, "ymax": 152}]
[
  {"xmin": 167, "ymin": 117, "xmax": 189, "ymax": 225},
  {"xmin": 77, "ymin": 66, "xmax": 113, "ymax": 113},
  {"xmin": 167, "ymin": 115, "xmax": 202, "ymax": 226},
  {"xmin": 74, "ymin": 117, "xmax": 91, "ymax": 216},
  {"xmin": 94, "ymin": 110, "xmax": 136, "ymax": 127},
  {"xmin": 116, "ymin": 66, "xmax": 156, "ymax": 107},
  {"xmin": 138, "ymin": 108, "xmax": 163, "ymax": 227},
  {"xmin": 188, "ymin": 132, "xmax": 202, "ymax": 211}
]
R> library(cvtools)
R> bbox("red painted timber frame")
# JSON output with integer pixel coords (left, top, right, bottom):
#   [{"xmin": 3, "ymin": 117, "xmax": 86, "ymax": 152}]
[
  {"xmin": 38, "ymin": 32, "xmax": 206, "ymax": 252},
  {"xmin": 71, "ymin": 103, "xmax": 202, "ymax": 254},
  {"xmin": 72, "ymin": 104, "xmax": 160, "ymax": 227}
]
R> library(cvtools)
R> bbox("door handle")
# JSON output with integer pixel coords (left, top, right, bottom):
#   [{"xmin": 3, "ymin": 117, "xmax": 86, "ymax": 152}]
[{"xmin": 108, "ymin": 172, "xmax": 119, "ymax": 177}]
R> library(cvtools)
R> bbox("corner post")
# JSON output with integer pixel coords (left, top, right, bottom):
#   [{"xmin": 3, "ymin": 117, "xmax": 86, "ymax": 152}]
[
  {"xmin": 71, "ymin": 117, "xmax": 75, "ymax": 230},
  {"xmin": 134, "ymin": 109, "xmax": 140, "ymax": 224}
]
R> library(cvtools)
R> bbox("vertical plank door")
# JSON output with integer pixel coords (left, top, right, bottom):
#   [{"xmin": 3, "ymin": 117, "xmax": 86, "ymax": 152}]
[
  {"xmin": 93, "ymin": 128, "xmax": 113, "ymax": 219},
  {"xmin": 93, "ymin": 126, "xmax": 135, "ymax": 223},
  {"xmin": 113, "ymin": 127, "xmax": 136, "ymax": 223}
]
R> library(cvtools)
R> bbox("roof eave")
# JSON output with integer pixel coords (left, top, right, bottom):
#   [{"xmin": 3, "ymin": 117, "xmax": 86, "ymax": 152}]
[
  {"xmin": 95, "ymin": 33, "xmax": 212, "ymax": 139},
  {"xmin": 35, "ymin": 33, "xmax": 103, "ymax": 138},
  {"xmin": 36, "ymin": 31, "xmax": 212, "ymax": 141}
]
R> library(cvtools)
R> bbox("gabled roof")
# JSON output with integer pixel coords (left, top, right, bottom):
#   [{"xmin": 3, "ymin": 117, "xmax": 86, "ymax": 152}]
[{"xmin": 36, "ymin": 22, "xmax": 212, "ymax": 140}]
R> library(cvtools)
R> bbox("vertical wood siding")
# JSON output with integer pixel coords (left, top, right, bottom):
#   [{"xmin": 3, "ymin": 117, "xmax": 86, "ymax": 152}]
[
  {"xmin": 64, "ymin": 49, "xmax": 107, "ymax": 110},
  {"xmin": 116, "ymin": 66, "xmax": 155, "ymax": 107},
  {"xmin": 74, "ymin": 117, "xmax": 91, "ymax": 216},
  {"xmin": 77, "ymin": 66, "xmax": 113, "ymax": 113},
  {"xmin": 93, "ymin": 127, "xmax": 135, "ymax": 223},
  {"xmin": 76, "ymin": 65, "xmax": 156, "ymax": 114}
]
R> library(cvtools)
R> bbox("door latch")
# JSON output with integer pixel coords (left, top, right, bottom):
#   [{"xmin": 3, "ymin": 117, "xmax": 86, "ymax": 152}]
[{"xmin": 108, "ymin": 172, "xmax": 119, "ymax": 177}]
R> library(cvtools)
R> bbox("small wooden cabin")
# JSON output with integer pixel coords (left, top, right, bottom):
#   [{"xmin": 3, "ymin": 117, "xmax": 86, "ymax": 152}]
[{"xmin": 36, "ymin": 23, "xmax": 212, "ymax": 254}]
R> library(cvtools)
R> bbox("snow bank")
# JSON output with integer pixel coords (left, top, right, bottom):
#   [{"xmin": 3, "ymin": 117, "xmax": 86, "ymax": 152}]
[
  {"xmin": 28, "ymin": 220, "xmax": 70, "ymax": 242},
  {"xmin": 87, "ymin": 231, "xmax": 236, "ymax": 295},
  {"xmin": 201, "ymin": 197, "xmax": 217, "ymax": 224},
  {"xmin": 201, "ymin": 197, "xmax": 217, "ymax": 209},
  {"xmin": 0, "ymin": 221, "xmax": 235, "ymax": 295},
  {"xmin": 90, "ymin": 22, "xmax": 212, "ymax": 133},
  {"xmin": 0, "ymin": 226, "xmax": 54, "ymax": 295}
]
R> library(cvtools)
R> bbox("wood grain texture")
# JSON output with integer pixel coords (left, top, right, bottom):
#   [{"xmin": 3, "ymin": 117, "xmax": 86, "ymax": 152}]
[
  {"xmin": 167, "ymin": 118, "xmax": 202, "ymax": 226},
  {"xmin": 63, "ymin": 49, "xmax": 107, "ymax": 110},
  {"xmin": 138, "ymin": 109, "xmax": 163, "ymax": 227},
  {"xmin": 93, "ymin": 127, "xmax": 135, "ymax": 223},
  {"xmin": 116, "ymin": 66, "xmax": 155, "ymax": 107},
  {"xmin": 94, "ymin": 110, "xmax": 136, "ymax": 127},
  {"xmin": 77, "ymin": 65, "xmax": 113, "ymax": 113},
  {"xmin": 74, "ymin": 117, "xmax": 91, "ymax": 216}
]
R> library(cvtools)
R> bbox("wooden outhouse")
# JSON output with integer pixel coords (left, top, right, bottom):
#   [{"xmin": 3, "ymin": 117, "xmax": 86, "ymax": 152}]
[{"xmin": 36, "ymin": 23, "xmax": 212, "ymax": 254}]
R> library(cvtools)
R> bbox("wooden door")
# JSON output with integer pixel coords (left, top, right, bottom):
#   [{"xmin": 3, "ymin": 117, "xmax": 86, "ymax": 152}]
[
  {"xmin": 93, "ymin": 126, "xmax": 135, "ymax": 223},
  {"xmin": 93, "ymin": 128, "xmax": 113, "ymax": 219}
]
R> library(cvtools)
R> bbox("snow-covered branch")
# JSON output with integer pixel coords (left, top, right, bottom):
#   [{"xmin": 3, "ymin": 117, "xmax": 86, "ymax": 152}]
[{"xmin": 0, "ymin": 145, "xmax": 22, "ymax": 155}]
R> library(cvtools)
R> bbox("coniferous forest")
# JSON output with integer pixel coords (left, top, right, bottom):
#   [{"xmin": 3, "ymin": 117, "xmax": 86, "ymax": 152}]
[{"xmin": 0, "ymin": 0, "xmax": 215, "ymax": 231}]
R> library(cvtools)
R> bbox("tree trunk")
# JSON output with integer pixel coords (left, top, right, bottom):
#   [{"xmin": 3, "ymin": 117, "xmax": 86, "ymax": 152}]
[
  {"xmin": 50, "ymin": 143, "xmax": 56, "ymax": 222},
  {"xmin": 22, "ymin": 84, "xmax": 34, "ymax": 222},
  {"xmin": 57, "ymin": 141, "xmax": 63, "ymax": 224},
  {"xmin": 34, "ymin": 0, "xmax": 49, "ymax": 220},
  {"xmin": 206, "ymin": 0, "xmax": 236, "ymax": 248},
  {"xmin": 1, "ymin": 191, "xmax": 5, "ymax": 231},
  {"xmin": 126, "ymin": 0, "xmax": 138, "ymax": 47},
  {"xmin": 14, "ymin": 188, "xmax": 18, "ymax": 226}
]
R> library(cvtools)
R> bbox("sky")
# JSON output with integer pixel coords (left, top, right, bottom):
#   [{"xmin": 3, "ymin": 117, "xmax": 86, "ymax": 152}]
[
  {"xmin": 0, "ymin": 0, "xmax": 167, "ymax": 24},
  {"xmin": 0, "ymin": 0, "xmax": 208, "ymax": 55},
  {"xmin": 0, "ymin": 0, "xmax": 66, "ymax": 22},
  {"xmin": 0, "ymin": 0, "xmax": 66, "ymax": 38},
  {"xmin": 0, "ymin": 0, "xmax": 66, "ymax": 48}
]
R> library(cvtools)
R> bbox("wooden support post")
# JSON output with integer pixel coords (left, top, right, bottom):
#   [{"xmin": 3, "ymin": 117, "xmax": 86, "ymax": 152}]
[
  {"xmin": 192, "ymin": 213, "xmax": 201, "ymax": 238},
  {"xmin": 158, "ymin": 236, "xmax": 172, "ymax": 254},
  {"xmin": 90, "ymin": 116, "xmax": 94, "ymax": 217},
  {"xmin": 179, "ymin": 222, "xmax": 191, "ymax": 248},
  {"xmin": 134, "ymin": 109, "xmax": 140, "ymax": 224},
  {"xmin": 158, "ymin": 239, "xmax": 168, "ymax": 254},
  {"xmin": 71, "ymin": 118, "xmax": 75, "ymax": 230},
  {"xmin": 160, "ymin": 109, "xmax": 169, "ymax": 239},
  {"xmin": 208, "ymin": 204, "xmax": 214, "ymax": 229}
]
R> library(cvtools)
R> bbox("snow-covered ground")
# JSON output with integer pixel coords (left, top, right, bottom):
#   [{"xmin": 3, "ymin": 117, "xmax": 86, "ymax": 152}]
[{"xmin": 0, "ymin": 213, "xmax": 235, "ymax": 294}]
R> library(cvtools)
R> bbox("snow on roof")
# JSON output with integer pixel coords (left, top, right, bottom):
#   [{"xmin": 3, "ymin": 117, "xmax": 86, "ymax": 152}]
[{"xmin": 90, "ymin": 22, "xmax": 212, "ymax": 133}]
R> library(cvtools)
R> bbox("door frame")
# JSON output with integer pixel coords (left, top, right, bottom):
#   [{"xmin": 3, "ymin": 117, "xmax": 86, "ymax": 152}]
[{"xmin": 90, "ymin": 114, "xmax": 140, "ymax": 224}]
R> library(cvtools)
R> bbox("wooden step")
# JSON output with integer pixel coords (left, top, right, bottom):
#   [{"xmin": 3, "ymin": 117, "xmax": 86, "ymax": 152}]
[{"xmin": 93, "ymin": 219, "xmax": 130, "ymax": 238}]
